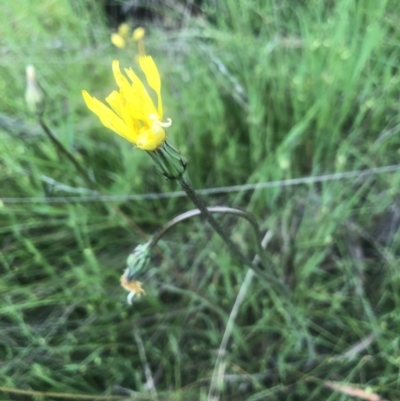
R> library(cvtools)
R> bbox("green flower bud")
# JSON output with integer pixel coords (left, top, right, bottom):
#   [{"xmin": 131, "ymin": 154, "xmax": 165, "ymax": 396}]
[{"xmin": 147, "ymin": 141, "xmax": 187, "ymax": 180}]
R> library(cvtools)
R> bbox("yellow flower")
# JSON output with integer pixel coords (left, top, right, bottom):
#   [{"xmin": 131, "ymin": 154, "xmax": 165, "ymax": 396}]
[{"xmin": 82, "ymin": 56, "xmax": 171, "ymax": 151}]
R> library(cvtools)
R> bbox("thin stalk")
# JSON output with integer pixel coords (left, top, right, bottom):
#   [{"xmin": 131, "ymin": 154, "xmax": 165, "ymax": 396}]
[
  {"xmin": 38, "ymin": 117, "xmax": 95, "ymax": 189},
  {"xmin": 177, "ymin": 175, "xmax": 285, "ymax": 288},
  {"xmin": 149, "ymin": 206, "xmax": 262, "ymax": 249},
  {"xmin": 178, "ymin": 175, "xmax": 253, "ymax": 265}
]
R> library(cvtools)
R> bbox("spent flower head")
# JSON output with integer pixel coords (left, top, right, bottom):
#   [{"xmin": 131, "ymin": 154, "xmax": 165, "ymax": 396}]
[
  {"xmin": 120, "ymin": 271, "xmax": 146, "ymax": 304},
  {"xmin": 119, "ymin": 242, "xmax": 151, "ymax": 304},
  {"xmin": 82, "ymin": 56, "xmax": 171, "ymax": 151}
]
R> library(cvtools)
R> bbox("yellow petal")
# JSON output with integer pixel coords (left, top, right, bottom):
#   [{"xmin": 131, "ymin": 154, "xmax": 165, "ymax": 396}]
[
  {"xmin": 107, "ymin": 90, "xmax": 140, "ymax": 140},
  {"xmin": 105, "ymin": 90, "xmax": 124, "ymax": 118},
  {"xmin": 112, "ymin": 61, "xmax": 148, "ymax": 122},
  {"xmin": 112, "ymin": 61, "xmax": 144, "ymax": 111},
  {"xmin": 82, "ymin": 90, "xmax": 132, "ymax": 141},
  {"xmin": 112, "ymin": 60, "xmax": 130, "ymax": 90},
  {"xmin": 111, "ymin": 33, "xmax": 125, "ymax": 48},
  {"xmin": 139, "ymin": 56, "xmax": 163, "ymax": 118},
  {"xmin": 139, "ymin": 56, "xmax": 160, "ymax": 92},
  {"xmin": 124, "ymin": 67, "xmax": 158, "ymax": 119}
]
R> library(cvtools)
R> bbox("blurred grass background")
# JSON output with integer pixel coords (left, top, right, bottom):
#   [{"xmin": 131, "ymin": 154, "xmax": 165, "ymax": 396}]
[{"xmin": 1, "ymin": 0, "xmax": 400, "ymax": 400}]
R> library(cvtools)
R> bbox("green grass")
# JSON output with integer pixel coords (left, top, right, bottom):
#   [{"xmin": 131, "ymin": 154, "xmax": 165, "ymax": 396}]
[{"xmin": 1, "ymin": 0, "xmax": 400, "ymax": 400}]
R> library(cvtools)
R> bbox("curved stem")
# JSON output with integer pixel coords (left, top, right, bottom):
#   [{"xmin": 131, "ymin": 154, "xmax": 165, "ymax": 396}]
[
  {"xmin": 150, "ymin": 200, "xmax": 286, "ymax": 290},
  {"xmin": 146, "ymin": 204, "xmax": 287, "ymax": 399},
  {"xmin": 149, "ymin": 206, "xmax": 262, "ymax": 250}
]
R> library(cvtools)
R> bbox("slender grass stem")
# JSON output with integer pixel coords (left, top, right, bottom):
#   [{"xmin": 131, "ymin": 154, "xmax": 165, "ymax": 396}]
[
  {"xmin": 208, "ymin": 230, "xmax": 272, "ymax": 401},
  {"xmin": 38, "ymin": 117, "xmax": 95, "ymax": 189}
]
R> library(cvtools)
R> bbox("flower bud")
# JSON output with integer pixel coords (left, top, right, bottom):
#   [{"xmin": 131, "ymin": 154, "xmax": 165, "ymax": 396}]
[
  {"xmin": 133, "ymin": 27, "xmax": 145, "ymax": 41},
  {"xmin": 147, "ymin": 141, "xmax": 187, "ymax": 180},
  {"xmin": 278, "ymin": 153, "xmax": 290, "ymax": 171},
  {"xmin": 111, "ymin": 33, "xmax": 125, "ymax": 48},
  {"xmin": 25, "ymin": 65, "xmax": 45, "ymax": 117},
  {"xmin": 118, "ymin": 23, "xmax": 129, "ymax": 38}
]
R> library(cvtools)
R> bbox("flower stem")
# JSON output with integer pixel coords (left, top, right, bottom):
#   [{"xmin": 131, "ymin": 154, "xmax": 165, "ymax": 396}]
[
  {"xmin": 38, "ymin": 117, "xmax": 95, "ymax": 189},
  {"xmin": 177, "ymin": 175, "xmax": 282, "ymax": 286},
  {"xmin": 149, "ymin": 206, "xmax": 261, "ymax": 248}
]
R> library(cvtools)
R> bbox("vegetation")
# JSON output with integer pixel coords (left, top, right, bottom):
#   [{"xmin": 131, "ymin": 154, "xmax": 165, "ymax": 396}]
[{"xmin": 1, "ymin": 0, "xmax": 400, "ymax": 399}]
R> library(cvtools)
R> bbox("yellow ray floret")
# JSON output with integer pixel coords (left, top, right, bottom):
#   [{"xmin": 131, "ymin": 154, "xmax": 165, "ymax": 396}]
[{"xmin": 82, "ymin": 57, "xmax": 171, "ymax": 151}]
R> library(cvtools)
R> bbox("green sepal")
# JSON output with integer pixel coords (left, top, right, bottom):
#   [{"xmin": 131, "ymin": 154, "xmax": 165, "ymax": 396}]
[{"xmin": 147, "ymin": 141, "xmax": 187, "ymax": 180}]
